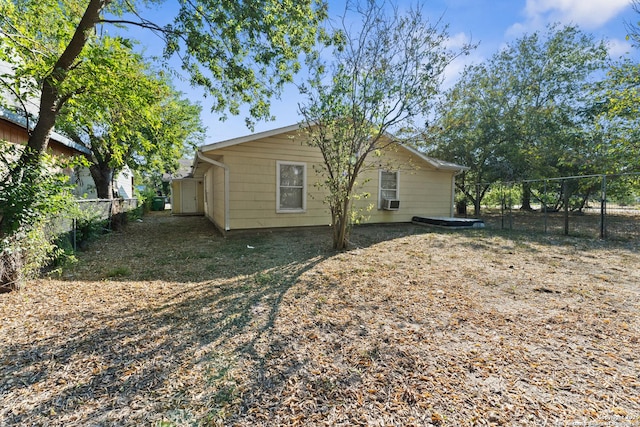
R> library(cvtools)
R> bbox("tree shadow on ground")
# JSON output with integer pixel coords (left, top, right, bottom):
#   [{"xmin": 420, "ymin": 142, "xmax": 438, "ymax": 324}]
[
  {"xmin": 6, "ymin": 213, "xmax": 635, "ymax": 425},
  {"xmin": 1, "ymin": 213, "xmax": 438, "ymax": 425},
  {"xmin": 1, "ymin": 252, "xmax": 326, "ymax": 424},
  {"xmin": 61, "ymin": 212, "xmax": 452, "ymax": 283}
]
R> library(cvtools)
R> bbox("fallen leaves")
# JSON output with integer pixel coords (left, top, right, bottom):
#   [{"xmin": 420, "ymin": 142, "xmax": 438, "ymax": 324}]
[{"xmin": 1, "ymin": 214, "xmax": 639, "ymax": 426}]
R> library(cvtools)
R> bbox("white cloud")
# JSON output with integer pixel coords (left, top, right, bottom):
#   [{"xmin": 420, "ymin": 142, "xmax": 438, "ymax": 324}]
[
  {"xmin": 435, "ymin": 32, "xmax": 480, "ymax": 89},
  {"xmin": 441, "ymin": 56, "xmax": 467, "ymax": 89},
  {"xmin": 445, "ymin": 32, "xmax": 471, "ymax": 49},
  {"xmin": 513, "ymin": 0, "xmax": 631, "ymax": 33},
  {"xmin": 607, "ymin": 37, "xmax": 634, "ymax": 58}
]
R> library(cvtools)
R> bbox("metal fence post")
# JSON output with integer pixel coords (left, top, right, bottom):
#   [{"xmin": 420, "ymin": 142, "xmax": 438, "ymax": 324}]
[
  {"xmin": 508, "ymin": 182, "xmax": 513, "ymax": 230},
  {"xmin": 600, "ymin": 175, "xmax": 607, "ymax": 239},
  {"xmin": 108, "ymin": 199, "xmax": 113, "ymax": 231},
  {"xmin": 500, "ymin": 183, "xmax": 505, "ymax": 230},
  {"xmin": 543, "ymin": 180, "xmax": 548, "ymax": 234},
  {"xmin": 73, "ymin": 217, "xmax": 77, "ymax": 252},
  {"xmin": 563, "ymin": 180, "xmax": 569, "ymax": 236}
]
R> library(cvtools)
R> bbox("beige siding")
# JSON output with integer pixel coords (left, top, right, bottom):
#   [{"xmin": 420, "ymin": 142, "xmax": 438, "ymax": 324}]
[
  {"xmin": 355, "ymin": 147, "xmax": 455, "ymax": 223},
  {"xmin": 170, "ymin": 179, "xmax": 205, "ymax": 215},
  {"xmin": 200, "ymin": 130, "xmax": 457, "ymax": 230},
  {"xmin": 212, "ymin": 164, "xmax": 225, "ymax": 229},
  {"xmin": 171, "ymin": 180, "xmax": 183, "ymax": 214},
  {"xmin": 202, "ymin": 131, "xmax": 331, "ymax": 230},
  {"xmin": 203, "ymin": 169, "xmax": 215, "ymax": 224},
  {"xmin": 197, "ymin": 180, "xmax": 205, "ymax": 213}
]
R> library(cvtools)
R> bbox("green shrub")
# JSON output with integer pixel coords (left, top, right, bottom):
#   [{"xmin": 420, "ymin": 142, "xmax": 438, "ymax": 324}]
[
  {"xmin": 135, "ymin": 186, "xmax": 158, "ymax": 214},
  {"xmin": 482, "ymin": 184, "xmax": 522, "ymax": 208},
  {"xmin": 0, "ymin": 145, "xmax": 76, "ymax": 289},
  {"xmin": 73, "ymin": 205, "xmax": 109, "ymax": 247}
]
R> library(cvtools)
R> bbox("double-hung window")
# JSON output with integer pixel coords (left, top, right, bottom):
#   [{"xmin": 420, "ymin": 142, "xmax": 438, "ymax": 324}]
[
  {"xmin": 277, "ymin": 161, "xmax": 306, "ymax": 213},
  {"xmin": 379, "ymin": 170, "xmax": 399, "ymax": 208}
]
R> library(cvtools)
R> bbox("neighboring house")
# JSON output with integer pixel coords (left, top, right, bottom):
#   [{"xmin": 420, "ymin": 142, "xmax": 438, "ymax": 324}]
[
  {"xmin": 172, "ymin": 124, "xmax": 466, "ymax": 233},
  {"xmin": 0, "ymin": 61, "xmax": 87, "ymax": 161},
  {"xmin": 161, "ymin": 157, "xmax": 195, "ymax": 203},
  {"xmin": 2, "ymin": 58, "xmax": 134, "ymax": 199},
  {"xmin": 0, "ymin": 106, "xmax": 134, "ymax": 199},
  {"xmin": 0, "ymin": 107, "xmax": 90, "ymax": 161},
  {"xmin": 165, "ymin": 157, "xmax": 195, "ymax": 181},
  {"xmin": 72, "ymin": 166, "xmax": 134, "ymax": 199}
]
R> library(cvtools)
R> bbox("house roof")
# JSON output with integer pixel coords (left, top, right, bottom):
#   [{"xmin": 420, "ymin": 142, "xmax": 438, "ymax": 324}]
[
  {"xmin": 199, "ymin": 123, "xmax": 303, "ymax": 152},
  {"xmin": 0, "ymin": 60, "xmax": 89, "ymax": 155},
  {"xmin": 0, "ymin": 106, "xmax": 91, "ymax": 156},
  {"xmin": 163, "ymin": 157, "xmax": 194, "ymax": 181},
  {"xmin": 196, "ymin": 123, "xmax": 467, "ymax": 172}
]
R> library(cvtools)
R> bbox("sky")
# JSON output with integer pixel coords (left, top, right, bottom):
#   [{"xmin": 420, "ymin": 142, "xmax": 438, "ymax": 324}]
[{"xmin": 129, "ymin": 0, "xmax": 640, "ymax": 146}]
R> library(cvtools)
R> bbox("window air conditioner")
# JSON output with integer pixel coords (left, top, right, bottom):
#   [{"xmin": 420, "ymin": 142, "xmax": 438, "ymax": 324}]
[{"xmin": 382, "ymin": 199, "xmax": 400, "ymax": 210}]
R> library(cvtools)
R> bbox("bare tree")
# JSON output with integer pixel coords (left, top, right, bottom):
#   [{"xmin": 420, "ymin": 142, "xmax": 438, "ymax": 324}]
[{"xmin": 299, "ymin": 0, "xmax": 473, "ymax": 249}]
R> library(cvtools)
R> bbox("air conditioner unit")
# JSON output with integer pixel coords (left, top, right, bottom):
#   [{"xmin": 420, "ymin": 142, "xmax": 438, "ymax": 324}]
[{"xmin": 382, "ymin": 199, "xmax": 400, "ymax": 210}]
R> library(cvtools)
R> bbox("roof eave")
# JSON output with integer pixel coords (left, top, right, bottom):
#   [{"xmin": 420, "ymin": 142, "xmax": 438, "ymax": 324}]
[
  {"xmin": 398, "ymin": 142, "xmax": 468, "ymax": 172},
  {"xmin": 0, "ymin": 107, "xmax": 91, "ymax": 156},
  {"xmin": 195, "ymin": 121, "xmax": 468, "ymax": 172},
  {"xmin": 199, "ymin": 123, "xmax": 306, "ymax": 153}
]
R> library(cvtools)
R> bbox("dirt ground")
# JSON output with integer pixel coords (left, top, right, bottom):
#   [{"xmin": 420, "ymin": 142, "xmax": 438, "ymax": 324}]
[{"xmin": 1, "ymin": 211, "xmax": 639, "ymax": 426}]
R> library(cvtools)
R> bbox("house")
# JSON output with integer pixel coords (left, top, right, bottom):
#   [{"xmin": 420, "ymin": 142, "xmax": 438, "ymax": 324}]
[
  {"xmin": 0, "ymin": 106, "xmax": 134, "ymax": 199},
  {"xmin": 0, "ymin": 106, "xmax": 90, "ymax": 161},
  {"xmin": 73, "ymin": 165, "xmax": 135, "ymax": 199},
  {"xmin": 1, "ymin": 57, "xmax": 134, "ymax": 199},
  {"xmin": 1, "ymin": 60, "xmax": 89, "ymax": 164},
  {"xmin": 171, "ymin": 124, "xmax": 466, "ymax": 233}
]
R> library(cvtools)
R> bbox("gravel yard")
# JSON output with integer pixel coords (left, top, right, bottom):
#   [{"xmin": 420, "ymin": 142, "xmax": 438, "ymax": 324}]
[{"xmin": 1, "ymin": 211, "xmax": 639, "ymax": 426}]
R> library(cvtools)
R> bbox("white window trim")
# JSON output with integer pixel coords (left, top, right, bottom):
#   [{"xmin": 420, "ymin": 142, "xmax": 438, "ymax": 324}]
[
  {"xmin": 276, "ymin": 160, "xmax": 307, "ymax": 213},
  {"xmin": 378, "ymin": 169, "xmax": 400, "ymax": 209}
]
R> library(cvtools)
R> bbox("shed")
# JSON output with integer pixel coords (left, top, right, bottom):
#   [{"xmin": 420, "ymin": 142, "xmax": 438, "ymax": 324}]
[{"xmin": 170, "ymin": 178, "xmax": 205, "ymax": 215}]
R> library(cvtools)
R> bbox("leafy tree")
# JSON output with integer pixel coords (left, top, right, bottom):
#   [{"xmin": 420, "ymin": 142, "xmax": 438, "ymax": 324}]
[
  {"xmin": 425, "ymin": 62, "xmax": 519, "ymax": 214},
  {"xmin": 299, "ymin": 0, "xmax": 472, "ymax": 249},
  {"xmin": 427, "ymin": 24, "xmax": 609, "ymax": 213},
  {"xmin": 627, "ymin": 0, "xmax": 640, "ymax": 46},
  {"xmin": 0, "ymin": 0, "xmax": 326, "ymax": 205},
  {"xmin": 597, "ymin": 0, "xmax": 640, "ymax": 170},
  {"xmin": 56, "ymin": 38, "xmax": 204, "ymax": 198},
  {"xmin": 0, "ymin": 0, "xmax": 325, "ymax": 286},
  {"xmin": 0, "ymin": 0, "xmax": 327, "ymax": 161}
]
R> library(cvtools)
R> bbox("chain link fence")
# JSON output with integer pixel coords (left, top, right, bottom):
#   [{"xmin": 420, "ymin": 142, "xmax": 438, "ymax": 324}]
[
  {"xmin": 52, "ymin": 198, "xmax": 139, "ymax": 251},
  {"xmin": 457, "ymin": 173, "xmax": 640, "ymax": 241}
]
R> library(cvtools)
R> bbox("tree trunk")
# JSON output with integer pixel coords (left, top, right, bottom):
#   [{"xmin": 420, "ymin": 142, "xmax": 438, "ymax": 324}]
[
  {"xmin": 89, "ymin": 163, "xmax": 114, "ymax": 199},
  {"xmin": 19, "ymin": 0, "xmax": 110, "ymax": 162},
  {"xmin": 474, "ymin": 184, "xmax": 481, "ymax": 216},
  {"xmin": 332, "ymin": 197, "xmax": 351, "ymax": 250},
  {"xmin": 521, "ymin": 182, "xmax": 533, "ymax": 211}
]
